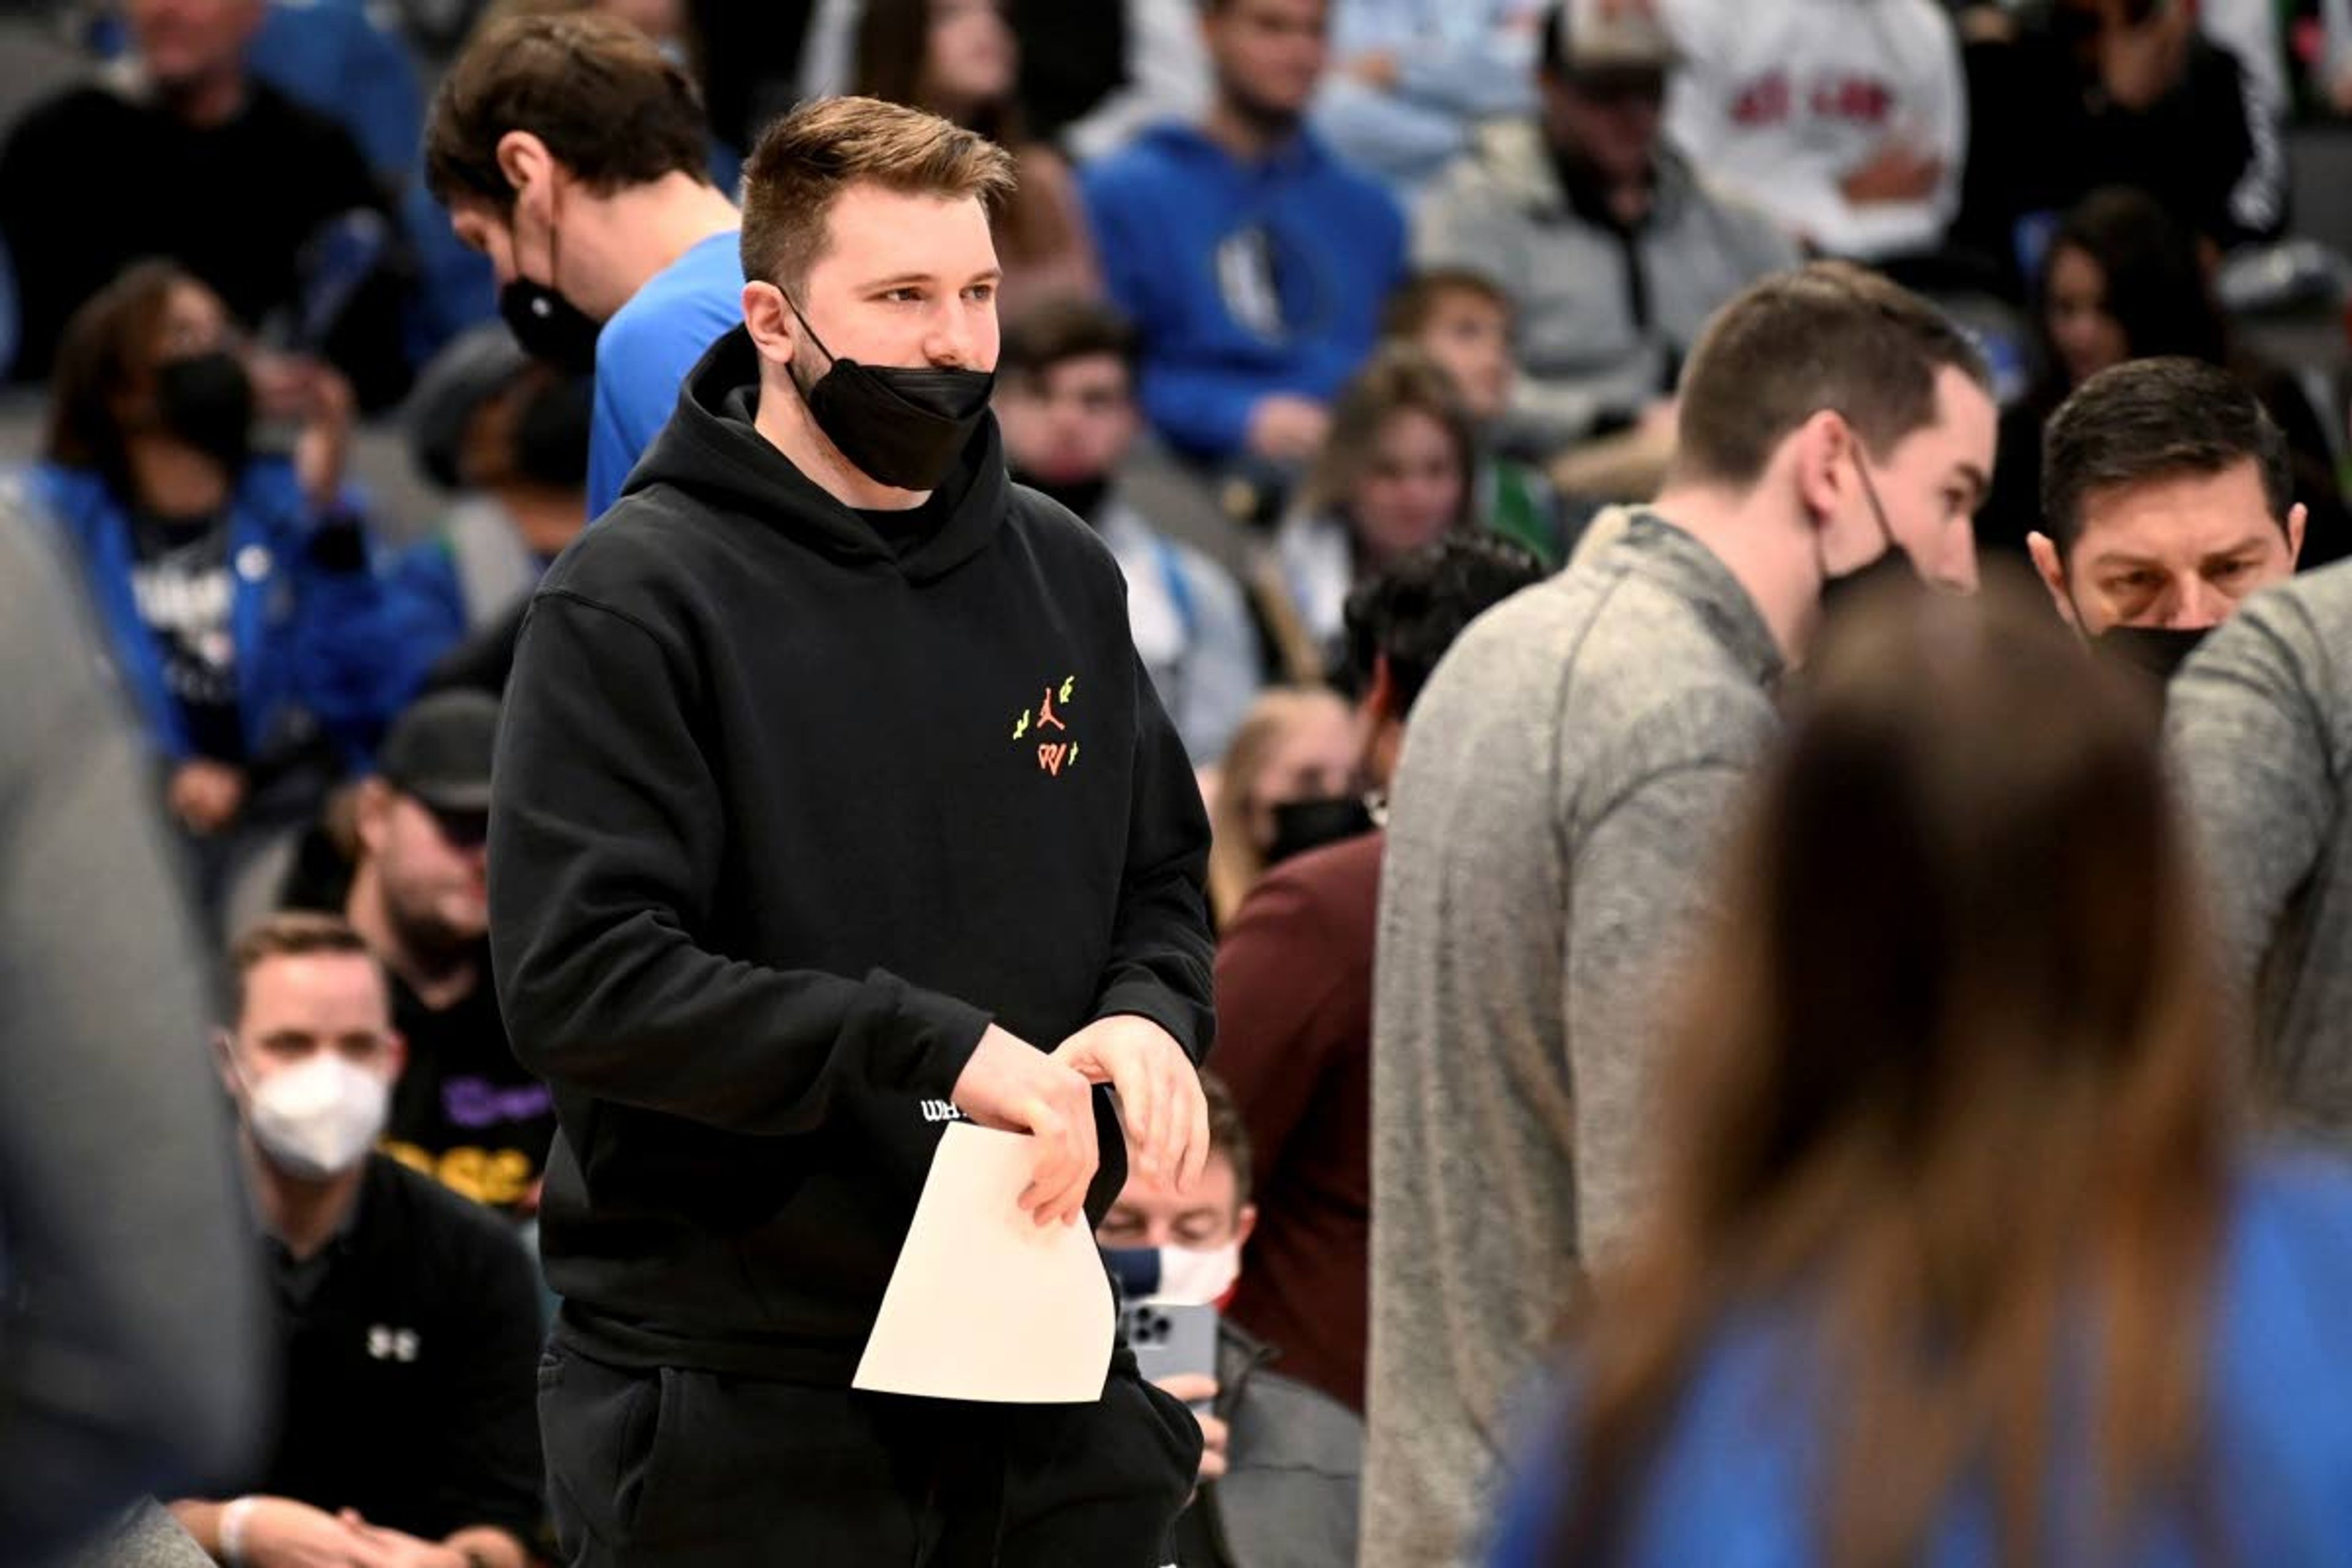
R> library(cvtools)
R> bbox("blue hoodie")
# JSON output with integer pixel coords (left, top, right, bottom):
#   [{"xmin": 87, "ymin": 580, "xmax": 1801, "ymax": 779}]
[
  {"xmin": 1487, "ymin": 1152, "xmax": 2352, "ymax": 1567},
  {"xmin": 1080, "ymin": 123, "xmax": 1407, "ymax": 464},
  {"xmin": 23, "ymin": 458, "xmax": 412, "ymax": 769}
]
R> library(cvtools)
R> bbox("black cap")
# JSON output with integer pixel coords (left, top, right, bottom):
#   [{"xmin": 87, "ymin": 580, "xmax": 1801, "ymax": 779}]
[
  {"xmin": 406, "ymin": 323, "xmax": 532, "ymax": 491},
  {"xmin": 376, "ymin": 690, "xmax": 500, "ymax": 813}
]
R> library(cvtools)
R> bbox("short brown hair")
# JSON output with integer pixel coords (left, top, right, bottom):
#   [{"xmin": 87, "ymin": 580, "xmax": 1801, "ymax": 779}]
[
  {"xmin": 423, "ymin": 12, "xmax": 714, "ymax": 213},
  {"xmin": 45, "ymin": 259, "xmax": 198, "ymax": 491},
  {"xmin": 1672, "ymin": 262, "xmax": 1991, "ymax": 491},
  {"xmin": 2040, "ymin": 356, "xmax": 2292, "ymax": 555},
  {"xmin": 1382, "ymin": 268, "xmax": 1513, "ymax": 339},
  {"xmin": 228, "ymin": 912, "xmax": 384, "ymax": 1023},
  {"xmin": 998, "ymin": 296, "xmax": 1140, "ymax": 384},
  {"xmin": 1199, "ymin": 1070, "xmax": 1253, "ymax": 1205},
  {"xmin": 738, "ymin": 96, "xmax": 1017, "ymax": 296}
]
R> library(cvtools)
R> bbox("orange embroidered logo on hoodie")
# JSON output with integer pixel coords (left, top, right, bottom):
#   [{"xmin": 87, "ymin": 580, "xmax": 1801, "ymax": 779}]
[{"xmin": 1012, "ymin": 676, "xmax": 1080, "ymax": 775}]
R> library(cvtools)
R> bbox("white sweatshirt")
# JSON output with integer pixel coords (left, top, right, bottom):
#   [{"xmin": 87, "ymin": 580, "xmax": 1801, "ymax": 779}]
[{"xmin": 1660, "ymin": 0, "xmax": 1966, "ymax": 260}]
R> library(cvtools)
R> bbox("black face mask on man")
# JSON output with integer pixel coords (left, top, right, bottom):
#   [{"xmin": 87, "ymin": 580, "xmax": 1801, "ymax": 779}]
[
  {"xmin": 786, "ymin": 296, "xmax": 995, "ymax": 492},
  {"xmin": 1817, "ymin": 452, "xmax": 1924, "ymax": 619},
  {"xmin": 1014, "ymin": 470, "xmax": 1112, "ymax": 526},
  {"xmin": 2090, "ymin": 621, "xmax": 2211, "ymax": 685},
  {"xmin": 499, "ymin": 195, "xmax": 601, "ymax": 375},
  {"xmin": 153, "ymin": 350, "xmax": 255, "ymax": 472}
]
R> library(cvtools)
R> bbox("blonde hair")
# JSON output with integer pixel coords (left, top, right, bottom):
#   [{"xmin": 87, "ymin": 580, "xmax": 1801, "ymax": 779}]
[
  {"xmin": 1206, "ymin": 687, "xmax": 1351, "ymax": 928},
  {"xmin": 739, "ymin": 95, "xmax": 1017, "ymax": 295}
]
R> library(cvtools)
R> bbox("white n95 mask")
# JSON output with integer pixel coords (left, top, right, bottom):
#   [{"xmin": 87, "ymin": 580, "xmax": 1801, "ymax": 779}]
[{"xmin": 246, "ymin": 1054, "xmax": 390, "ymax": 1180}]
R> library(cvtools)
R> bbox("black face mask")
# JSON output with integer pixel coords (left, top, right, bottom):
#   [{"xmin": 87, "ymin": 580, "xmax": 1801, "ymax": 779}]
[
  {"xmin": 2094, "ymin": 622, "xmax": 2211, "ymax": 684},
  {"xmin": 500, "ymin": 278, "xmax": 601, "ymax": 377},
  {"xmin": 1015, "ymin": 470, "xmax": 1111, "ymax": 525},
  {"xmin": 1817, "ymin": 456, "xmax": 1928, "ymax": 622},
  {"xmin": 1267, "ymin": 795, "xmax": 1376, "ymax": 867},
  {"xmin": 788, "ymin": 298, "xmax": 995, "ymax": 492},
  {"xmin": 153, "ymin": 350, "xmax": 255, "ymax": 470}
]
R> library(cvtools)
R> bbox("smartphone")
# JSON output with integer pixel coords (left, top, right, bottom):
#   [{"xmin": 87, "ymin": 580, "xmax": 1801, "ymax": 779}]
[{"xmin": 1122, "ymin": 1298, "xmax": 1219, "ymax": 1413}]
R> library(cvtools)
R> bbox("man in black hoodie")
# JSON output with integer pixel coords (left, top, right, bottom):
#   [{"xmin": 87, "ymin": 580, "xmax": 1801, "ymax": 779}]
[{"xmin": 489, "ymin": 94, "xmax": 1216, "ymax": 1566}]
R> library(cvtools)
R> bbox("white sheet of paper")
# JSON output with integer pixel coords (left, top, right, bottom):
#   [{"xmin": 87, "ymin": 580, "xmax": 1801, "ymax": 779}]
[{"xmin": 853, "ymin": 1121, "xmax": 1114, "ymax": 1403}]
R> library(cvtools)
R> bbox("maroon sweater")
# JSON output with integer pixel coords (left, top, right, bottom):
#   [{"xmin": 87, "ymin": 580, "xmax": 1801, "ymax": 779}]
[{"xmin": 1216, "ymin": 831, "xmax": 1381, "ymax": 1413}]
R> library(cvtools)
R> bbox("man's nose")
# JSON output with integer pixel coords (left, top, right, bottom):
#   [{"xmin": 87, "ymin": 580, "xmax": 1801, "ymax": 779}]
[{"xmin": 2169, "ymin": 573, "xmax": 2230, "ymax": 630}]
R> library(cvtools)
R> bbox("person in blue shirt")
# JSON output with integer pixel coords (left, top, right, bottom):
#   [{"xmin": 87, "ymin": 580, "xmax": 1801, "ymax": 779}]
[
  {"xmin": 1080, "ymin": 0, "xmax": 1407, "ymax": 473},
  {"xmin": 17, "ymin": 261, "xmax": 410, "ymax": 900},
  {"xmin": 1485, "ymin": 581, "xmax": 2352, "ymax": 1568},
  {"xmin": 423, "ymin": 10, "xmax": 742, "ymax": 519},
  {"xmin": 1311, "ymin": 0, "xmax": 1545, "ymax": 191}
]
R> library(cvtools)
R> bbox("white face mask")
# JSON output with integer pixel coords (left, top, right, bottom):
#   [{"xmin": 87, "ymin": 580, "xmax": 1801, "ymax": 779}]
[
  {"xmin": 1155, "ymin": 1242, "xmax": 1243, "ymax": 1306},
  {"xmin": 243, "ymin": 1054, "xmax": 390, "ymax": 1180}
]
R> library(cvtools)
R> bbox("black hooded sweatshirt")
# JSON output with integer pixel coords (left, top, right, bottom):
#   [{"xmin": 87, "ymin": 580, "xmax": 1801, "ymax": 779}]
[{"xmin": 489, "ymin": 327, "xmax": 1215, "ymax": 1384}]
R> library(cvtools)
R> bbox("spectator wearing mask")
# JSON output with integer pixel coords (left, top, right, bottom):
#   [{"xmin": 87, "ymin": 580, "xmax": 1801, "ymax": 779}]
[
  {"xmin": 18, "ymin": 263, "xmax": 408, "ymax": 900},
  {"xmin": 854, "ymin": 0, "xmax": 1099, "ymax": 315},
  {"xmin": 0, "ymin": 505, "xmax": 264, "ymax": 1562},
  {"xmin": 1080, "ymin": 0, "xmax": 1408, "ymax": 472},
  {"xmin": 2029, "ymin": 357, "xmax": 2302, "ymax": 684},
  {"xmin": 2168, "ymin": 560, "xmax": 2352, "ymax": 1150},
  {"xmin": 350, "ymin": 693, "xmax": 557, "ymax": 1218},
  {"xmin": 1264, "ymin": 348, "xmax": 1479, "ymax": 678},
  {"xmin": 1206, "ymin": 687, "xmax": 1363, "ymax": 929},
  {"xmin": 1381, "ymin": 270, "xmax": 1567, "ymax": 565},
  {"xmin": 1976, "ymin": 187, "xmax": 2348, "ymax": 567},
  {"xmin": 387, "ymin": 324, "xmax": 594, "ymax": 696},
  {"xmin": 1958, "ymin": 0, "xmax": 2278, "ymax": 265},
  {"xmin": 1490, "ymin": 581, "xmax": 2352, "ymax": 1566},
  {"xmin": 1660, "ymin": 0, "xmax": 1965, "ymax": 262},
  {"xmin": 425, "ymin": 10, "xmax": 744, "ymax": 519},
  {"xmin": 1365, "ymin": 263, "xmax": 1993, "ymax": 1568},
  {"xmin": 170, "ymin": 914, "xmax": 543, "ymax": 1568},
  {"xmin": 1310, "ymin": 0, "xmax": 1546, "ymax": 189},
  {"xmin": 1414, "ymin": 0, "xmax": 1798, "ymax": 467},
  {"xmin": 998, "ymin": 298, "xmax": 1264, "ymax": 764},
  {"xmin": 0, "ymin": 0, "xmax": 411, "ymax": 407},
  {"xmin": 1099, "ymin": 1072, "xmax": 1365, "ymax": 1568},
  {"xmin": 1216, "ymin": 534, "xmax": 1544, "ymax": 1417}
]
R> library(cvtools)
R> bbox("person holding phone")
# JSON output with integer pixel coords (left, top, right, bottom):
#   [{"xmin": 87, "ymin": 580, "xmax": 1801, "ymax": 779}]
[{"xmin": 1098, "ymin": 1071, "xmax": 1363, "ymax": 1568}]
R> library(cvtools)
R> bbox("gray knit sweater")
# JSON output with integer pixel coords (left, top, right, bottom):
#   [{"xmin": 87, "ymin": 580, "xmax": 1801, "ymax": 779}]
[
  {"xmin": 2168, "ymin": 560, "xmax": 2352, "ymax": 1139},
  {"xmin": 1363, "ymin": 514, "xmax": 1782, "ymax": 1567}
]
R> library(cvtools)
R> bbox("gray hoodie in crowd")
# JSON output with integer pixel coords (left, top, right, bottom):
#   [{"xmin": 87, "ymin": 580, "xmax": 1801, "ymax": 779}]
[
  {"xmin": 2168, "ymin": 560, "xmax": 2352, "ymax": 1139},
  {"xmin": 0, "ymin": 507, "xmax": 265, "ymax": 1561},
  {"xmin": 1413, "ymin": 119, "xmax": 1798, "ymax": 459},
  {"xmin": 1364, "ymin": 514, "xmax": 1783, "ymax": 1567}
]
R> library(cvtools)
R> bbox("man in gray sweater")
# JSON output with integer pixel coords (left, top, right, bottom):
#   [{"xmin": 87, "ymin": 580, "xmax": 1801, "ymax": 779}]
[
  {"xmin": 1363, "ymin": 262, "xmax": 1996, "ymax": 1567},
  {"xmin": 2168, "ymin": 562, "xmax": 2352, "ymax": 1138}
]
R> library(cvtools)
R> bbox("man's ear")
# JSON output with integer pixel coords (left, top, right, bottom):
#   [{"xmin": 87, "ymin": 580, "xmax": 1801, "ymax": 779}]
[
  {"xmin": 1790, "ymin": 410, "xmax": 1852, "ymax": 530},
  {"xmin": 2288, "ymin": 501, "xmax": 2308, "ymax": 566},
  {"xmin": 353, "ymin": 777, "xmax": 396, "ymax": 860},
  {"xmin": 493, "ymin": 130, "xmax": 555, "ymax": 200},
  {"xmin": 380, "ymin": 1031, "xmax": 409, "ymax": 1087},
  {"xmin": 2026, "ymin": 530, "xmax": 2082, "ymax": 631},
  {"xmin": 213, "ymin": 1030, "xmax": 244, "ymax": 1102},
  {"xmin": 1233, "ymin": 1202, "xmax": 1257, "ymax": 1251},
  {"xmin": 742, "ymin": 281, "xmax": 796, "ymax": 370}
]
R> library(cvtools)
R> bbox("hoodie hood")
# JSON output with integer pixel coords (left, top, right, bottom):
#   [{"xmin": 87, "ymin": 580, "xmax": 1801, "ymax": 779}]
[{"xmin": 622, "ymin": 325, "xmax": 1009, "ymax": 584}]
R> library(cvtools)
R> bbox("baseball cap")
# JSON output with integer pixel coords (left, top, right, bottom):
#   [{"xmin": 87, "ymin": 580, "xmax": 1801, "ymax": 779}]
[
  {"xmin": 376, "ymin": 690, "xmax": 500, "ymax": 815},
  {"xmin": 406, "ymin": 323, "xmax": 532, "ymax": 492},
  {"xmin": 1542, "ymin": 0, "xmax": 1675, "ymax": 79}
]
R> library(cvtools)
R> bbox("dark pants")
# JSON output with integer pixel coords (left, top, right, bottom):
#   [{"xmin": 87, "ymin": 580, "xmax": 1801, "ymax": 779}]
[{"xmin": 538, "ymin": 1344, "xmax": 1204, "ymax": 1567}]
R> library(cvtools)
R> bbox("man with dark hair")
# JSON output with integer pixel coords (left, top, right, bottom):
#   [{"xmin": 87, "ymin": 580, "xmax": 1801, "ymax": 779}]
[
  {"xmin": 170, "ymin": 911, "xmax": 542, "ymax": 1568},
  {"xmin": 1079, "ymin": 0, "xmax": 1407, "ymax": 469},
  {"xmin": 1364, "ymin": 260, "xmax": 1995, "ymax": 1567},
  {"xmin": 2027, "ymin": 356, "xmax": 2302, "ymax": 679},
  {"xmin": 491, "ymin": 95, "xmax": 1213, "ymax": 1562},
  {"xmin": 1213, "ymin": 532, "xmax": 1545, "ymax": 1422},
  {"xmin": 996, "ymin": 297, "xmax": 1264, "ymax": 763},
  {"xmin": 1412, "ymin": 0, "xmax": 1796, "ymax": 464},
  {"xmin": 0, "ymin": 0, "xmax": 409, "ymax": 405},
  {"xmin": 425, "ymin": 11, "xmax": 744, "ymax": 518}
]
